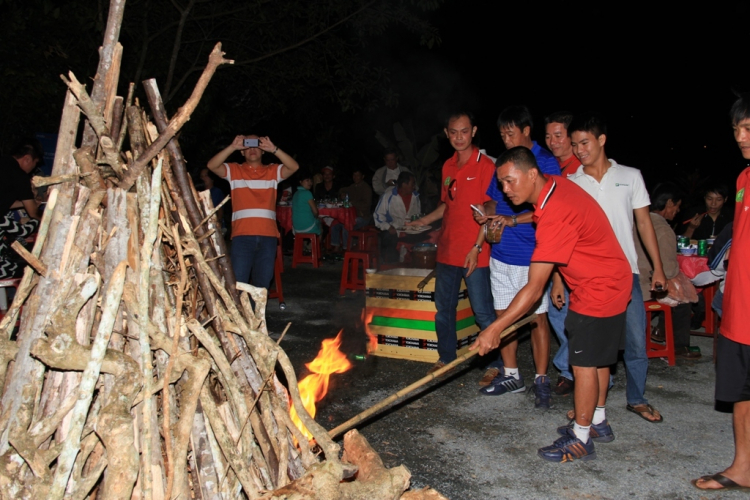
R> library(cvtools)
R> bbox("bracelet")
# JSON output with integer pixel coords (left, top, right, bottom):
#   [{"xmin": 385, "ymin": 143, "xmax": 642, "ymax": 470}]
[
  {"xmin": 511, "ymin": 215, "xmax": 518, "ymax": 227},
  {"xmin": 272, "ymin": 147, "xmax": 279, "ymax": 155},
  {"xmin": 473, "ymin": 244, "xmax": 482, "ymax": 253}
]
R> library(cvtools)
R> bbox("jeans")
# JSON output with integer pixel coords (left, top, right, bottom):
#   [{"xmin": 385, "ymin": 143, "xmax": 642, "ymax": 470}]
[
  {"xmin": 435, "ymin": 263, "xmax": 495, "ymax": 363},
  {"xmin": 231, "ymin": 235, "xmax": 277, "ymax": 289},
  {"xmin": 624, "ymin": 274, "xmax": 649, "ymax": 406},
  {"xmin": 548, "ymin": 284, "xmax": 572, "ymax": 380}
]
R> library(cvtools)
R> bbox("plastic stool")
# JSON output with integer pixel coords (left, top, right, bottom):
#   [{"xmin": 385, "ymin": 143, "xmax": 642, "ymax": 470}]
[
  {"xmin": 268, "ymin": 243, "xmax": 286, "ymax": 309},
  {"xmin": 339, "ymin": 251, "xmax": 371, "ymax": 295},
  {"xmin": 292, "ymin": 233, "xmax": 321, "ymax": 268},
  {"xmin": 644, "ymin": 300, "xmax": 675, "ymax": 366},
  {"xmin": 348, "ymin": 230, "xmax": 378, "ymax": 252}
]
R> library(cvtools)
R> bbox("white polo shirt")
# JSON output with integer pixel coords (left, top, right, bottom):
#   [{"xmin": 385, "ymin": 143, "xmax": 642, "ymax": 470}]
[{"xmin": 568, "ymin": 159, "xmax": 650, "ymax": 274}]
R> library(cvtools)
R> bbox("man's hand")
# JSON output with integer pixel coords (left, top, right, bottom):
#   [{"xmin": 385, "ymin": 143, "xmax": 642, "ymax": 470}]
[
  {"xmin": 230, "ymin": 135, "xmax": 245, "ymax": 151},
  {"xmin": 258, "ymin": 136, "xmax": 277, "ymax": 153},
  {"xmin": 388, "ymin": 226, "xmax": 397, "ymax": 235},
  {"xmin": 405, "ymin": 218, "xmax": 423, "ymax": 227},
  {"xmin": 464, "ymin": 247, "xmax": 479, "ymax": 277},
  {"xmin": 650, "ymin": 269, "xmax": 667, "ymax": 291},
  {"xmin": 688, "ymin": 213, "xmax": 704, "ymax": 229},
  {"xmin": 469, "ymin": 323, "xmax": 503, "ymax": 356},
  {"xmin": 387, "ymin": 179, "xmax": 396, "ymax": 187},
  {"xmin": 550, "ymin": 278, "xmax": 565, "ymax": 310}
]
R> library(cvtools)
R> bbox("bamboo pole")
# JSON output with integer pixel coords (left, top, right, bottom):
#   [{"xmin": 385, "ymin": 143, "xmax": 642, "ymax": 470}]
[{"xmin": 328, "ymin": 314, "xmax": 539, "ymax": 439}]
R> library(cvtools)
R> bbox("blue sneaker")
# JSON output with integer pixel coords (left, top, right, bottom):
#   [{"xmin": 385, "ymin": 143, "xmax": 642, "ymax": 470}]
[
  {"xmin": 479, "ymin": 373, "xmax": 525, "ymax": 396},
  {"xmin": 557, "ymin": 419, "xmax": 615, "ymax": 443},
  {"xmin": 532, "ymin": 375, "xmax": 552, "ymax": 409},
  {"xmin": 538, "ymin": 428, "xmax": 596, "ymax": 462}
]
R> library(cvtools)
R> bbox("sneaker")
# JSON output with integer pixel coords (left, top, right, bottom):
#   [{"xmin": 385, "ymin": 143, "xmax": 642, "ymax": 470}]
[
  {"xmin": 553, "ymin": 376, "xmax": 574, "ymax": 396},
  {"xmin": 538, "ymin": 428, "xmax": 596, "ymax": 462},
  {"xmin": 532, "ymin": 375, "xmax": 552, "ymax": 409},
  {"xmin": 479, "ymin": 367, "xmax": 502, "ymax": 387},
  {"xmin": 479, "ymin": 373, "xmax": 525, "ymax": 396},
  {"xmin": 427, "ymin": 360, "xmax": 446, "ymax": 375},
  {"xmin": 557, "ymin": 419, "xmax": 615, "ymax": 443}
]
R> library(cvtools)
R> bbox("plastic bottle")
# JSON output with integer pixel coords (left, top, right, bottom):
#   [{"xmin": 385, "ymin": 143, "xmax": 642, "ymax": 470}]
[{"xmin": 344, "ymin": 194, "xmax": 350, "ymax": 208}]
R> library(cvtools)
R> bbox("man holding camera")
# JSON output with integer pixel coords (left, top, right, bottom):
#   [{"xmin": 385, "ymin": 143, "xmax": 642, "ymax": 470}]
[{"xmin": 207, "ymin": 134, "xmax": 299, "ymax": 288}]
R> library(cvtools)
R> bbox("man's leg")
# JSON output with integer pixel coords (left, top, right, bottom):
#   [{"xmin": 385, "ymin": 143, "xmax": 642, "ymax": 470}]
[
  {"xmin": 572, "ymin": 366, "xmax": 599, "ymax": 426},
  {"xmin": 249, "ymin": 236, "xmax": 277, "ymax": 290},
  {"xmin": 433, "ymin": 262, "xmax": 462, "ymax": 367},
  {"xmin": 530, "ymin": 313, "xmax": 550, "ymax": 377},
  {"xmin": 231, "ymin": 235, "xmax": 253, "ymax": 284},
  {"xmin": 623, "ymin": 274, "xmax": 661, "ymax": 420},
  {"xmin": 464, "ymin": 266, "xmax": 504, "ymax": 383},
  {"xmin": 693, "ymin": 401, "xmax": 750, "ymax": 489},
  {"xmin": 330, "ymin": 223, "xmax": 344, "ymax": 251}
]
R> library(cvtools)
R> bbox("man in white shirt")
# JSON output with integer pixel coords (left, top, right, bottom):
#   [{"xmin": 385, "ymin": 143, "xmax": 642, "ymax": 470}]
[
  {"xmin": 374, "ymin": 172, "xmax": 421, "ymax": 263},
  {"xmin": 373, "ymin": 150, "xmax": 411, "ymax": 196},
  {"xmin": 566, "ymin": 113, "xmax": 667, "ymax": 424}
]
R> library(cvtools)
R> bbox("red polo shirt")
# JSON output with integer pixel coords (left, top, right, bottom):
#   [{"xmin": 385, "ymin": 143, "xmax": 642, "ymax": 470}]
[
  {"xmin": 531, "ymin": 176, "xmax": 631, "ymax": 317},
  {"xmin": 558, "ymin": 154, "xmax": 581, "ymax": 177},
  {"xmin": 438, "ymin": 147, "xmax": 494, "ymax": 267}
]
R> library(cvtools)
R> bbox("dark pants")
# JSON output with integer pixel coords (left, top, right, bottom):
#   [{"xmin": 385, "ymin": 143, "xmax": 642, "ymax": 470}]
[{"xmin": 231, "ymin": 235, "xmax": 277, "ymax": 289}]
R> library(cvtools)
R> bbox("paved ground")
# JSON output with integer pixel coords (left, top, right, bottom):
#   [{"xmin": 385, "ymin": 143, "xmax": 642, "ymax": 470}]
[{"xmin": 265, "ymin": 256, "xmax": 744, "ymax": 499}]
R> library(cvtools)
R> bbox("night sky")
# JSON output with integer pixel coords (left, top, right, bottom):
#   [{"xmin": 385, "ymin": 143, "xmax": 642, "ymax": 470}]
[{"xmin": 338, "ymin": 0, "xmax": 750, "ymax": 204}]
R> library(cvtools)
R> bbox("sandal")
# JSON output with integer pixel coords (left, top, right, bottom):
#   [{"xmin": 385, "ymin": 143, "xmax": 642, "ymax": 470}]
[
  {"xmin": 692, "ymin": 473, "xmax": 750, "ymax": 491},
  {"xmin": 626, "ymin": 403, "xmax": 663, "ymax": 423}
]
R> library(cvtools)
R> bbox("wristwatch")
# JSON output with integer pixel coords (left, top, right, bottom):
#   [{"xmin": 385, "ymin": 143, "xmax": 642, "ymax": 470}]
[
  {"xmin": 473, "ymin": 244, "xmax": 482, "ymax": 253},
  {"xmin": 511, "ymin": 215, "xmax": 518, "ymax": 227}
]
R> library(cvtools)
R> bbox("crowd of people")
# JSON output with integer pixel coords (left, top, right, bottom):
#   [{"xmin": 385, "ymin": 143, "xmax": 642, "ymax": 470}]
[{"xmin": 203, "ymin": 95, "xmax": 749, "ymax": 488}]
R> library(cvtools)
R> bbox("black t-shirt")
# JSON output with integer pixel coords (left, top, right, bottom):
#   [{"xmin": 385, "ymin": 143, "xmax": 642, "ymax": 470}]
[
  {"xmin": 0, "ymin": 156, "xmax": 34, "ymax": 216},
  {"xmin": 314, "ymin": 181, "xmax": 340, "ymax": 200},
  {"xmin": 677, "ymin": 204, "xmax": 733, "ymax": 240}
]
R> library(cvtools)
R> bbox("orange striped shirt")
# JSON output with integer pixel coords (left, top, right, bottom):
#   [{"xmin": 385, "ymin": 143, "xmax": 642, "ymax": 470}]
[{"xmin": 222, "ymin": 162, "xmax": 283, "ymax": 238}]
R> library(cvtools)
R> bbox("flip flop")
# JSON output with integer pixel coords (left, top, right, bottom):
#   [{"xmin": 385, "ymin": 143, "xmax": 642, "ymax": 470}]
[
  {"xmin": 692, "ymin": 473, "xmax": 750, "ymax": 491},
  {"xmin": 626, "ymin": 403, "xmax": 663, "ymax": 423}
]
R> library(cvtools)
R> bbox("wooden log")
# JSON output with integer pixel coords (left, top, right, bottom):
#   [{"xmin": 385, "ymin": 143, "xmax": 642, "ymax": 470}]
[
  {"xmin": 338, "ymin": 429, "xmax": 410, "ymax": 500},
  {"xmin": 118, "ymin": 43, "xmax": 233, "ymax": 192},
  {"xmin": 48, "ymin": 261, "xmax": 127, "ymax": 500}
]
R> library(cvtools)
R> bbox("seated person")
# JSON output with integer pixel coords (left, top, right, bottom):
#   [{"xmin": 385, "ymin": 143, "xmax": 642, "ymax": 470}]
[
  {"xmin": 291, "ymin": 171, "xmax": 321, "ymax": 236},
  {"xmin": 373, "ymin": 172, "xmax": 422, "ymax": 263},
  {"xmin": 333, "ymin": 169, "xmax": 374, "ymax": 251},
  {"xmin": 678, "ymin": 184, "xmax": 733, "ymax": 240},
  {"xmin": 635, "ymin": 182, "xmax": 700, "ymax": 359}
]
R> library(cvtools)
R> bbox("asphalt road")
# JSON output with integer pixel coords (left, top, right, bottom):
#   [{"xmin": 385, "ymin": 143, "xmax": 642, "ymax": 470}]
[{"xmin": 265, "ymin": 256, "xmax": 744, "ymax": 499}]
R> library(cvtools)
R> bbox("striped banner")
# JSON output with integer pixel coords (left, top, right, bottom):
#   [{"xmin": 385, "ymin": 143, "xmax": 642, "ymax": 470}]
[{"xmin": 366, "ymin": 287, "xmax": 468, "ymax": 302}]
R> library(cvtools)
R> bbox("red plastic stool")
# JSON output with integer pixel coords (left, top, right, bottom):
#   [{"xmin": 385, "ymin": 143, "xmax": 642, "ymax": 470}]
[
  {"xmin": 268, "ymin": 243, "xmax": 285, "ymax": 308},
  {"xmin": 292, "ymin": 233, "xmax": 321, "ymax": 268},
  {"xmin": 348, "ymin": 230, "xmax": 378, "ymax": 252},
  {"xmin": 339, "ymin": 251, "xmax": 371, "ymax": 295},
  {"xmin": 644, "ymin": 300, "xmax": 675, "ymax": 366}
]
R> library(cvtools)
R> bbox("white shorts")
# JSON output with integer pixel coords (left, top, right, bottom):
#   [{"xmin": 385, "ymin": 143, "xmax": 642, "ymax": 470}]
[{"xmin": 490, "ymin": 258, "xmax": 548, "ymax": 313}]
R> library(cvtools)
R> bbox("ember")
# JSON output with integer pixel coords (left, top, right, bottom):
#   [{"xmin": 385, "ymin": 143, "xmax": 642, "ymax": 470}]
[{"xmin": 290, "ymin": 330, "xmax": 352, "ymax": 439}]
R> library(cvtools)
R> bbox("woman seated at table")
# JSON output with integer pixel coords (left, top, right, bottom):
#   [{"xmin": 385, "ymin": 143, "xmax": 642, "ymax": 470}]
[
  {"xmin": 678, "ymin": 184, "xmax": 733, "ymax": 241},
  {"xmin": 292, "ymin": 170, "xmax": 321, "ymax": 237},
  {"xmin": 636, "ymin": 182, "xmax": 700, "ymax": 359}
]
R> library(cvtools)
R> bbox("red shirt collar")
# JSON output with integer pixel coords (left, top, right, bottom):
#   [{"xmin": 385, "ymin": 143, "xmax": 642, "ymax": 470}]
[
  {"xmin": 532, "ymin": 176, "xmax": 556, "ymax": 223},
  {"xmin": 558, "ymin": 155, "xmax": 581, "ymax": 176}
]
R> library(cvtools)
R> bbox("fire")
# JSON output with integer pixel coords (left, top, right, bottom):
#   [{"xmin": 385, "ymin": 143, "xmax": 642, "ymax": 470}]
[
  {"xmin": 361, "ymin": 308, "xmax": 378, "ymax": 354},
  {"xmin": 290, "ymin": 330, "xmax": 352, "ymax": 440}
]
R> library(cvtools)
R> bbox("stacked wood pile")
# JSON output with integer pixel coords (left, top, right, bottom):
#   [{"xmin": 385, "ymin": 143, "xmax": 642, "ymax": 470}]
[{"xmin": 0, "ymin": 1, "xmax": 447, "ymax": 499}]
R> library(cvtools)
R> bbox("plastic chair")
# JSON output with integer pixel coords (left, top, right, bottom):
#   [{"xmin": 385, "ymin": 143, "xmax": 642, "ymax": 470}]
[
  {"xmin": 644, "ymin": 300, "xmax": 675, "ymax": 366},
  {"xmin": 339, "ymin": 251, "xmax": 371, "ymax": 295},
  {"xmin": 292, "ymin": 233, "xmax": 322, "ymax": 268}
]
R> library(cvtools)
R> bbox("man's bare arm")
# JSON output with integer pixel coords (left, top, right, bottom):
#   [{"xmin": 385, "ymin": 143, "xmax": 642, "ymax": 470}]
[
  {"xmin": 407, "ymin": 203, "xmax": 445, "ymax": 226},
  {"xmin": 470, "ymin": 262, "xmax": 554, "ymax": 355},
  {"xmin": 207, "ymin": 135, "xmax": 244, "ymax": 178},
  {"xmin": 22, "ymin": 199, "xmax": 40, "ymax": 220},
  {"xmin": 634, "ymin": 206, "xmax": 666, "ymax": 289}
]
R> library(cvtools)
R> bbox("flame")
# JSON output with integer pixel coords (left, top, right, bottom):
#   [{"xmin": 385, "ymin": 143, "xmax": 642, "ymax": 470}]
[
  {"xmin": 361, "ymin": 308, "xmax": 378, "ymax": 354},
  {"xmin": 290, "ymin": 330, "xmax": 352, "ymax": 440}
]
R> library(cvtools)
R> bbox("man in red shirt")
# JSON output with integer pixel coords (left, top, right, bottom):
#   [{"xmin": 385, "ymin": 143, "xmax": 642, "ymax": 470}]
[
  {"xmin": 692, "ymin": 95, "xmax": 750, "ymax": 491},
  {"xmin": 544, "ymin": 111, "xmax": 582, "ymax": 396},
  {"xmin": 471, "ymin": 146, "xmax": 631, "ymax": 462},
  {"xmin": 207, "ymin": 134, "xmax": 299, "ymax": 289},
  {"xmin": 409, "ymin": 112, "xmax": 496, "ymax": 374}
]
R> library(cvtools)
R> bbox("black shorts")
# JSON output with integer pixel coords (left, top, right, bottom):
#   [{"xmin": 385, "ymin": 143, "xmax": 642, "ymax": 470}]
[
  {"xmin": 715, "ymin": 334, "xmax": 750, "ymax": 403},
  {"xmin": 566, "ymin": 310, "xmax": 626, "ymax": 367}
]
